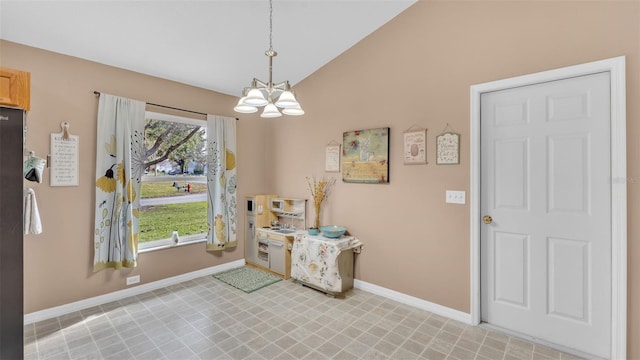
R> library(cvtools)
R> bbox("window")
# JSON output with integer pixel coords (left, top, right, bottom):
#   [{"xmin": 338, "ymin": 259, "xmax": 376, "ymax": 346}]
[{"xmin": 138, "ymin": 112, "xmax": 207, "ymax": 251}]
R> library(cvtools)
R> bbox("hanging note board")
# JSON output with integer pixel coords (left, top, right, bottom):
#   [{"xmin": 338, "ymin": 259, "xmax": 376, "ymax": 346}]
[
  {"xmin": 403, "ymin": 127, "xmax": 427, "ymax": 164},
  {"xmin": 50, "ymin": 122, "xmax": 79, "ymax": 186},
  {"xmin": 325, "ymin": 142, "xmax": 341, "ymax": 172},
  {"xmin": 436, "ymin": 132, "xmax": 460, "ymax": 165}
]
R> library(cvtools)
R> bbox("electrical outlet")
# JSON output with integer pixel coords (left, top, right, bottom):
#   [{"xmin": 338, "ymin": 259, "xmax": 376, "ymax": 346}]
[
  {"xmin": 126, "ymin": 275, "xmax": 140, "ymax": 286},
  {"xmin": 446, "ymin": 190, "xmax": 466, "ymax": 204}
]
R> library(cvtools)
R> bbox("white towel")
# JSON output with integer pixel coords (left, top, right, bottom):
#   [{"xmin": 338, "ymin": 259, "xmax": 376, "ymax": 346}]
[{"xmin": 24, "ymin": 188, "xmax": 42, "ymax": 235}]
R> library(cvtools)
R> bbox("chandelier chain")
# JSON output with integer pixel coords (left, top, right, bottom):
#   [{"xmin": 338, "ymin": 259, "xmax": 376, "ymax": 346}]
[{"xmin": 268, "ymin": 0, "xmax": 273, "ymax": 51}]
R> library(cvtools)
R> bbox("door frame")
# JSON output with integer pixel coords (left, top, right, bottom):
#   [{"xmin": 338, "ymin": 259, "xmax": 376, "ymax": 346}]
[{"xmin": 469, "ymin": 56, "xmax": 627, "ymax": 359}]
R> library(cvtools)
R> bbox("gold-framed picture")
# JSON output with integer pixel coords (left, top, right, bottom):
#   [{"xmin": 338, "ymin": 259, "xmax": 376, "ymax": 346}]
[{"xmin": 342, "ymin": 127, "xmax": 390, "ymax": 183}]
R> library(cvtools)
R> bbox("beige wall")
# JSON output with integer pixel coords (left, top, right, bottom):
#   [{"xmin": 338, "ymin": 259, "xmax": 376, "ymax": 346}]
[
  {"xmin": 2, "ymin": 0, "xmax": 639, "ymax": 358},
  {"xmin": 0, "ymin": 39, "xmax": 272, "ymax": 313},
  {"xmin": 265, "ymin": 1, "xmax": 640, "ymax": 358}
]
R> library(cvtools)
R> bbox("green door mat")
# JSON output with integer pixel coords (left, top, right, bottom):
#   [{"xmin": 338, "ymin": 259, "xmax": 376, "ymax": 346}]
[{"xmin": 213, "ymin": 266, "xmax": 282, "ymax": 293}]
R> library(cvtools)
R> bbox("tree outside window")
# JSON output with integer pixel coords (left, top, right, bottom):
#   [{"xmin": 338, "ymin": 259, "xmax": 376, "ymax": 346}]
[{"xmin": 138, "ymin": 112, "xmax": 208, "ymax": 249}]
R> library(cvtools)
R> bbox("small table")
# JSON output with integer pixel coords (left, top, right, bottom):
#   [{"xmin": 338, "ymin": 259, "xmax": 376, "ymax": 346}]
[{"xmin": 290, "ymin": 234, "xmax": 363, "ymax": 296}]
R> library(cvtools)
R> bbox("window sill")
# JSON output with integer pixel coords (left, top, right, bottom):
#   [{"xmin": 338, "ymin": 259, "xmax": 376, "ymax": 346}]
[{"xmin": 138, "ymin": 235, "xmax": 206, "ymax": 254}]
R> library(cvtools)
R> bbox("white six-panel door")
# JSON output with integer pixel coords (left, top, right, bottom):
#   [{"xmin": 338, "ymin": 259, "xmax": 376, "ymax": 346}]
[{"xmin": 480, "ymin": 72, "xmax": 611, "ymax": 358}]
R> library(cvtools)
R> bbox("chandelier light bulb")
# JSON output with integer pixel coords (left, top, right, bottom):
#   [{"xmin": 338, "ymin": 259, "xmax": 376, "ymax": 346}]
[
  {"xmin": 274, "ymin": 91, "xmax": 299, "ymax": 108},
  {"xmin": 233, "ymin": 97, "xmax": 258, "ymax": 113},
  {"xmin": 261, "ymin": 103, "xmax": 282, "ymax": 118},
  {"xmin": 244, "ymin": 88, "xmax": 268, "ymax": 107}
]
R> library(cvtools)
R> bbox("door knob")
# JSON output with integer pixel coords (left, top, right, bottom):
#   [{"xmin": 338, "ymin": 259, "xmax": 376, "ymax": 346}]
[{"xmin": 483, "ymin": 215, "xmax": 493, "ymax": 224}]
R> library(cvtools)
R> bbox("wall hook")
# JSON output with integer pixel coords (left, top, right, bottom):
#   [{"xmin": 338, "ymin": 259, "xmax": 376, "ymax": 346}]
[{"xmin": 61, "ymin": 122, "xmax": 71, "ymax": 140}]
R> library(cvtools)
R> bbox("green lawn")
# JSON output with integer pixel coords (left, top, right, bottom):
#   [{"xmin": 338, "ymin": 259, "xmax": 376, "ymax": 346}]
[
  {"xmin": 139, "ymin": 180, "xmax": 209, "ymax": 243},
  {"xmin": 139, "ymin": 201, "xmax": 208, "ymax": 242},
  {"xmin": 141, "ymin": 181, "xmax": 207, "ymax": 199}
]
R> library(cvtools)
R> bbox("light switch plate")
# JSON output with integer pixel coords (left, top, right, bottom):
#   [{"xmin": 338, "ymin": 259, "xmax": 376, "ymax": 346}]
[{"xmin": 446, "ymin": 190, "xmax": 466, "ymax": 204}]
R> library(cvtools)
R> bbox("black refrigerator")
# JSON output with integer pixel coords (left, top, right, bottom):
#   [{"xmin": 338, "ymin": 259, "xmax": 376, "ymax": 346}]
[{"xmin": 0, "ymin": 106, "xmax": 25, "ymax": 359}]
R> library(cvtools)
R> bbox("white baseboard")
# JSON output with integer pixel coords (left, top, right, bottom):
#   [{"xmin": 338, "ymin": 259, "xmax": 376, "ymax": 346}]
[
  {"xmin": 24, "ymin": 259, "xmax": 245, "ymax": 325},
  {"xmin": 26, "ymin": 261, "xmax": 470, "ymax": 327},
  {"xmin": 354, "ymin": 279, "xmax": 472, "ymax": 324}
]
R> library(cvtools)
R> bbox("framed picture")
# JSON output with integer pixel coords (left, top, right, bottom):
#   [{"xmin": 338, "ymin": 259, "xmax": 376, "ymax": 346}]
[
  {"xmin": 325, "ymin": 144, "xmax": 341, "ymax": 172},
  {"xmin": 403, "ymin": 128, "xmax": 427, "ymax": 164},
  {"xmin": 436, "ymin": 132, "xmax": 460, "ymax": 165},
  {"xmin": 342, "ymin": 127, "xmax": 390, "ymax": 183}
]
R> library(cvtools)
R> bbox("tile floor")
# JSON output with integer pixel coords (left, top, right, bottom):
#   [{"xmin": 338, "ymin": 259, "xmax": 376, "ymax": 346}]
[{"xmin": 24, "ymin": 273, "xmax": 582, "ymax": 360}]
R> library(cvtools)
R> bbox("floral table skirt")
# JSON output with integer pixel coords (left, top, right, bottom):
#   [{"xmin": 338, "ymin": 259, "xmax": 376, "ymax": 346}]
[{"xmin": 290, "ymin": 234, "xmax": 362, "ymax": 293}]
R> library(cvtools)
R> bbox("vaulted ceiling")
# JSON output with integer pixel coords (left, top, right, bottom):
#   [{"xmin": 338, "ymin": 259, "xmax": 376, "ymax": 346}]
[{"xmin": 0, "ymin": 1, "xmax": 416, "ymax": 96}]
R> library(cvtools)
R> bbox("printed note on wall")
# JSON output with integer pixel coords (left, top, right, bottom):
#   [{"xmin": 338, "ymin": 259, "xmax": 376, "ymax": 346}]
[
  {"xmin": 325, "ymin": 144, "xmax": 341, "ymax": 172},
  {"xmin": 403, "ymin": 129, "xmax": 427, "ymax": 164},
  {"xmin": 436, "ymin": 132, "xmax": 460, "ymax": 165},
  {"xmin": 50, "ymin": 125, "xmax": 79, "ymax": 186}
]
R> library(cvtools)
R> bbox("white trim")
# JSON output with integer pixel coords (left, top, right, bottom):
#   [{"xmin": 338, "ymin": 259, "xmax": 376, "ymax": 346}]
[
  {"xmin": 25, "ymin": 264, "xmax": 475, "ymax": 330},
  {"xmin": 138, "ymin": 234, "xmax": 206, "ymax": 253},
  {"xmin": 24, "ymin": 259, "xmax": 245, "ymax": 325},
  {"xmin": 354, "ymin": 279, "xmax": 471, "ymax": 324},
  {"xmin": 469, "ymin": 56, "xmax": 626, "ymax": 360},
  {"xmin": 145, "ymin": 111, "xmax": 204, "ymax": 125}
]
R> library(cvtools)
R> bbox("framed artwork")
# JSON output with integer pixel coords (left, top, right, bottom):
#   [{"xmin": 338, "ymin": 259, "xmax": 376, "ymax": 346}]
[
  {"xmin": 403, "ymin": 128, "xmax": 427, "ymax": 165},
  {"xmin": 325, "ymin": 143, "xmax": 341, "ymax": 172},
  {"xmin": 342, "ymin": 127, "xmax": 390, "ymax": 183},
  {"xmin": 436, "ymin": 132, "xmax": 460, "ymax": 165}
]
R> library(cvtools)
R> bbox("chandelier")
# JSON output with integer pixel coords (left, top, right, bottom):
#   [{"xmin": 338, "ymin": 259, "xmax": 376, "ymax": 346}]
[{"xmin": 233, "ymin": 0, "xmax": 304, "ymax": 117}]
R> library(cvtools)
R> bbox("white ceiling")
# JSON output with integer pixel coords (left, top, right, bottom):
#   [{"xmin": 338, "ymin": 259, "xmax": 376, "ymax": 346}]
[{"xmin": 0, "ymin": 0, "xmax": 415, "ymax": 97}]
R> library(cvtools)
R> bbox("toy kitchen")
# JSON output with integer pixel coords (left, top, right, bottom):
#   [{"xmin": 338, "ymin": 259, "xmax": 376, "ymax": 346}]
[
  {"xmin": 245, "ymin": 194, "xmax": 363, "ymax": 296},
  {"xmin": 245, "ymin": 195, "xmax": 307, "ymax": 279}
]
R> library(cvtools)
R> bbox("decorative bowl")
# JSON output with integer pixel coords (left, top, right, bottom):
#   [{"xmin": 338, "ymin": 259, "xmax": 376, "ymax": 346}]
[
  {"xmin": 319, "ymin": 225, "xmax": 347, "ymax": 238},
  {"xmin": 308, "ymin": 228, "xmax": 320, "ymax": 235}
]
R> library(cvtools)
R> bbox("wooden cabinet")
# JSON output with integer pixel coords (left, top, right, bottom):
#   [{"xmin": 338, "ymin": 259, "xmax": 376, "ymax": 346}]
[
  {"xmin": 268, "ymin": 239, "xmax": 286, "ymax": 275},
  {"xmin": 251, "ymin": 229, "xmax": 295, "ymax": 279},
  {"xmin": 255, "ymin": 230, "xmax": 270, "ymax": 269},
  {"xmin": 266, "ymin": 233, "xmax": 289, "ymax": 277},
  {"xmin": 245, "ymin": 195, "xmax": 304, "ymax": 279},
  {"xmin": 0, "ymin": 67, "xmax": 30, "ymax": 111}
]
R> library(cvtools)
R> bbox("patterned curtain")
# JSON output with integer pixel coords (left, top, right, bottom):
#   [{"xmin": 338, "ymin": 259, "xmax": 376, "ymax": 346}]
[
  {"xmin": 93, "ymin": 94, "xmax": 146, "ymax": 271},
  {"xmin": 206, "ymin": 115, "xmax": 237, "ymax": 251}
]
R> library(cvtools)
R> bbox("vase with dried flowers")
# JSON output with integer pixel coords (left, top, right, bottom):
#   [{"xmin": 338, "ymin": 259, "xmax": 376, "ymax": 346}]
[{"xmin": 306, "ymin": 176, "xmax": 336, "ymax": 230}]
